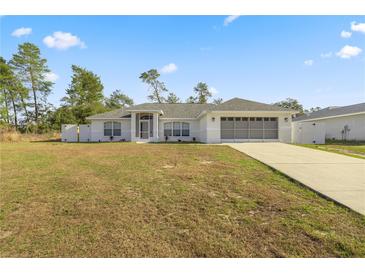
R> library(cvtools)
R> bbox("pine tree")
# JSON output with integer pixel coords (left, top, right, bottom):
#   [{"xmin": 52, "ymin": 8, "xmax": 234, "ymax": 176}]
[
  {"xmin": 62, "ymin": 65, "xmax": 105, "ymax": 123},
  {"xmin": 10, "ymin": 43, "xmax": 53, "ymax": 131},
  {"xmin": 193, "ymin": 82, "xmax": 212, "ymax": 104},
  {"xmin": 139, "ymin": 69, "xmax": 168, "ymax": 103}
]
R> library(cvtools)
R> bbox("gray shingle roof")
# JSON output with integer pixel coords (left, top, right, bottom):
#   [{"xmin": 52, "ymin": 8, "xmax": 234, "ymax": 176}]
[
  {"xmin": 86, "ymin": 97, "xmax": 296, "ymax": 120},
  {"xmin": 86, "ymin": 108, "xmax": 131, "ymax": 119},
  {"xmin": 127, "ymin": 103, "xmax": 216, "ymax": 118},
  {"xmin": 212, "ymin": 97, "xmax": 295, "ymax": 112},
  {"xmin": 293, "ymin": 103, "xmax": 365, "ymax": 122}
]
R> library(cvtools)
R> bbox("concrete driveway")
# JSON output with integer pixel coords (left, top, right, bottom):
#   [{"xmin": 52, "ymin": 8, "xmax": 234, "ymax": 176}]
[{"xmin": 227, "ymin": 142, "xmax": 365, "ymax": 215}]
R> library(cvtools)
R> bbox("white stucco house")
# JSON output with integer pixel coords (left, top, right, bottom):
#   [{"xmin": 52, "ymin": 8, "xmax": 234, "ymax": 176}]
[
  {"xmin": 292, "ymin": 103, "xmax": 365, "ymax": 144},
  {"xmin": 62, "ymin": 98, "xmax": 297, "ymax": 143}
]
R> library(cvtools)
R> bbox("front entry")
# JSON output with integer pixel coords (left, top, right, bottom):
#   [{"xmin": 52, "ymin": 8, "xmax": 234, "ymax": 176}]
[{"xmin": 140, "ymin": 120, "xmax": 149, "ymax": 139}]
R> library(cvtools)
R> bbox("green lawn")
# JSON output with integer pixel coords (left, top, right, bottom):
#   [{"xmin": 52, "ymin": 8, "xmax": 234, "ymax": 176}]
[
  {"xmin": 299, "ymin": 141, "xmax": 365, "ymax": 159},
  {"xmin": 1, "ymin": 142, "xmax": 365, "ymax": 257}
]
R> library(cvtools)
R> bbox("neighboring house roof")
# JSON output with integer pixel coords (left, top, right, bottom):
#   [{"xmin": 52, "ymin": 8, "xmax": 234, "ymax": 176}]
[
  {"xmin": 86, "ymin": 97, "xmax": 296, "ymax": 120},
  {"xmin": 211, "ymin": 97, "xmax": 294, "ymax": 112},
  {"xmin": 293, "ymin": 103, "xmax": 365, "ymax": 122}
]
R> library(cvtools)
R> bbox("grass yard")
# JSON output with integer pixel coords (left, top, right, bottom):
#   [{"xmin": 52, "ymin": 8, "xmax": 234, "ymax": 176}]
[
  {"xmin": 300, "ymin": 141, "xmax": 365, "ymax": 159},
  {"xmin": 1, "ymin": 142, "xmax": 365, "ymax": 257}
]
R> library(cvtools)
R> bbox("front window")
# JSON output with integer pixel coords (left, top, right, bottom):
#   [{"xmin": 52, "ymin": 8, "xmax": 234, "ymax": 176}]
[
  {"xmin": 173, "ymin": 122, "xmax": 181, "ymax": 136},
  {"xmin": 104, "ymin": 121, "xmax": 122, "ymax": 136},
  {"xmin": 113, "ymin": 122, "xmax": 121, "ymax": 136},
  {"xmin": 182, "ymin": 122, "xmax": 190, "ymax": 136},
  {"xmin": 104, "ymin": 122, "xmax": 112, "ymax": 136},
  {"xmin": 164, "ymin": 122, "xmax": 172, "ymax": 136}
]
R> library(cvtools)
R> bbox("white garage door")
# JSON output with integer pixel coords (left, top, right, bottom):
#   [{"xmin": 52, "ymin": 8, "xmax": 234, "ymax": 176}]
[{"xmin": 221, "ymin": 117, "xmax": 278, "ymax": 140}]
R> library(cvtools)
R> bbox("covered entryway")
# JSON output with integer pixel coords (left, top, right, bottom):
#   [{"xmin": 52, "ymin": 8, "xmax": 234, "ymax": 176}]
[{"xmin": 221, "ymin": 117, "xmax": 278, "ymax": 141}]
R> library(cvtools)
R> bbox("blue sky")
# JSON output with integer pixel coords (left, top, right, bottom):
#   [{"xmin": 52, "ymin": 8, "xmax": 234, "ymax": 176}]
[{"xmin": 1, "ymin": 16, "xmax": 364, "ymax": 109}]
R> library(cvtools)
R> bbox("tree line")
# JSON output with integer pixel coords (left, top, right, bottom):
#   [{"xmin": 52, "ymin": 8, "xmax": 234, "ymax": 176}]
[{"xmin": 1, "ymin": 42, "xmax": 316, "ymax": 133}]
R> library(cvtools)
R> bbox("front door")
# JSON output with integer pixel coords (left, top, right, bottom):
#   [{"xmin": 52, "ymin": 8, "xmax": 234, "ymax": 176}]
[{"xmin": 140, "ymin": 120, "xmax": 149, "ymax": 139}]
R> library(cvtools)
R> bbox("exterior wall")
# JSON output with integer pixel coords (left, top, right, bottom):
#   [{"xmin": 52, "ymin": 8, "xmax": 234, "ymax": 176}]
[
  {"xmin": 158, "ymin": 119, "xmax": 201, "ymax": 142},
  {"xmin": 199, "ymin": 115, "xmax": 208, "ymax": 143},
  {"xmin": 278, "ymin": 115, "xmax": 292, "ymax": 143},
  {"xmin": 131, "ymin": 113, "xmax": 137, "ymax": 141},
  {"xmin": 152, "ymin": 113, "xmax": 159, "ymax": 141},
  {"xmin": 73, "ymin": 111, "xmax": 294, "ymax": 144},
  {"xmin": 321, "ymin": 114, "xmax": 365, "ymax": 141},
  {"xmin": 202, "ymin": 111, "xmax": 293, "ymax": 143},
  {"xmin": 292, "ymin": 121, "xmax": 326, "ymax": 144},
  {"xmin": 90, "ymin": 119, "xmax": 131, "ymax": 142}
]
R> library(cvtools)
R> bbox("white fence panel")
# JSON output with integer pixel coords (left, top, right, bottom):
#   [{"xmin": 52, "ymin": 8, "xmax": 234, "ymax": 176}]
[
  {"xmin": 292, "ymin": 121, "xmax": 325, "ymax": 144},
  {"xmin": 79, "ymin": 124, "xmax": 91, "ymax": 142},
  {"xmin": 61, "ymin": 124, "xmax": 78, "ymax": 142}
]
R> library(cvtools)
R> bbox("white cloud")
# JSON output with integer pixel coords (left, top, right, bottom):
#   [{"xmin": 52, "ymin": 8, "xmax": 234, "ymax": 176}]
[
  {"xmin": 11, "ymin": 27, "xmax": 32, "ymax": 37},
  {"xmin": 320, "ymin": 52, "xmax": 332, "ymax": 58},
  {"xmin": 160, "ymin": 63, "xmax": 178, "ymax": 74},
  {"xmin": 209, "ymin": 87, "xmax": 219, "ymax": 95},
  {"xmin": 304, "ymin": 59, "xmax": 314, "ymax": 66},
  {"xmin": 43, "ymin": 31, "xmax": 86, "ymax": 50},
  {"xmin": 336, "ymin": 45, "xmax": 362, "ymax": 59},
  {"xmin": 224, "ymin": 15, "xmax": 240, "ymax": 26},
  {"xmin": 351, "ymin": 21, "xmax": 365, "ymax": 33},
  {"xmin": 340, "ymin": 30, "xmax": 352, "ymax": 38},
  {"xmin": 44, "ymin": 72, "xmax": 59, "ymax": 82}
]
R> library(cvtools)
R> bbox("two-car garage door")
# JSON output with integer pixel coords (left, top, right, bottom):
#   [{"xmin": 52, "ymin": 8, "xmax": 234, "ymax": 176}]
[{"xmin": 221, "ymin": 117, "xmax": 278, "ymax": 140}]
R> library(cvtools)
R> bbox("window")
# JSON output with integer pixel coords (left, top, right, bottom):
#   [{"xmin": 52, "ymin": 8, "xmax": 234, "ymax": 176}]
[
  {"xmin": 221, "ymin": 117, "xmax": 226, "ymax": 121},
  {"xmin": 113, "ymin": 122, "xmax": 121, "ymax": 136},
  {"xmin": 104, "ymin": 122, "xmax": 112, "ymax": 136},
  {"xmin": 182, "ymin": 122, "xmax": 190, "ymax": 136},
  {"xmin": 104, "ymin": 121, "xmax": 122, "ymax": 136},
  {"xmin": 235, "ymin": 117, "xmax": 241, "ymax": 121},
  {"xmin": 173, "ymin": 122, "xmax": 181, "ymax": 136},
  {"xmin": 164, "ymin": 122, "xmax": 190, "ymax": 137},
  {"xmin": 164, "ymin": 122, "xmax": 172, "ymax": 136},
  {"xmin": 256, "ymin": 117, "xmax": 262, "ymax": 121},
  {"xmin": 270, "ymin": 117, "xmax": 277, "ymax": 121}
]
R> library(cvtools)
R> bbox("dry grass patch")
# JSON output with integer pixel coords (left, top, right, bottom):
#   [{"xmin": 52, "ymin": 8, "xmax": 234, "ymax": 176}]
[{"xmin": 1, "ymin": 142, "xmax": 365, "ymax": 257}]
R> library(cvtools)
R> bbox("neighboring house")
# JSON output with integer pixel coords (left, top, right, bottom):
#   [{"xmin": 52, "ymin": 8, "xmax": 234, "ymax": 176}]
[
  {"xmin": 292, "ymin": 103, "xmax": 365, "ymax": 144},
  {"xmin": 62, "ymin": 98, "xmax": 296, "ymax": 143}
]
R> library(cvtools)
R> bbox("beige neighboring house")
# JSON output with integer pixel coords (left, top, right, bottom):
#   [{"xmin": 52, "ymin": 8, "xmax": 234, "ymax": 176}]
[
  {"xmin": 61, "ymin": 98, "xmax": 297, "ymax": 143},
  {"xmin": 292, "ymin": 103, "xmax": 365, "ymax": 144}
]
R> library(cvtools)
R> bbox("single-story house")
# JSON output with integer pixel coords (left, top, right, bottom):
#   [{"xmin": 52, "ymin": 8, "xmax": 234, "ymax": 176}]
[
  {"xmin": 292, "ymin": 103, "xmax": 365, "ymax": 144},
  {"xmin": 62, "ymin": 98, "xmax": 297, "ymax": 143}
]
